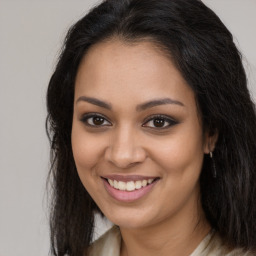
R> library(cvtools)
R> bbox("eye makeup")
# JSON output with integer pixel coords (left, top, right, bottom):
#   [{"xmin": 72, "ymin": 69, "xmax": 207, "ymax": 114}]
[{"xmin": 80, "ymin": 112, "xmax": 179, "ymax": 131}]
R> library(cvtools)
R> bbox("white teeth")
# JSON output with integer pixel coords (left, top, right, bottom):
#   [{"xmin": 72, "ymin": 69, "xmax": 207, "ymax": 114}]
[
  {"xmin": 114, "ymin": 180, "xmax": 119, "ymax": 189},
  {"xmin": 135, "ymin": 180, "xmax": 142, "ymax": 189},
  {"xmin": 107, "ymin": 178, "xmax": 155, "ymax": 191},
  {"xmin": 118, "ymin": 181, "xmax": 126, "ymax": 190},
  {"xmin": 108, "ymin": 179, "xmax": 114, "ymax": 186},
  {"xmin": 148, "ymin": 179, "xmax": 153, "ymax": 184},
  {"xmin": 142, "ymin": 180, "xmax": 147, "ymax": 187},
  {"xmin": 126, "ymin": 181, "xmax": 135, "ymax": 191}
]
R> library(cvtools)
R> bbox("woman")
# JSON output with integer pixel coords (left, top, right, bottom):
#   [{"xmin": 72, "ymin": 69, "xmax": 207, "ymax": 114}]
[{"xmin": 46, "ymin": 0, "xmax": 256, "ymax": 255}]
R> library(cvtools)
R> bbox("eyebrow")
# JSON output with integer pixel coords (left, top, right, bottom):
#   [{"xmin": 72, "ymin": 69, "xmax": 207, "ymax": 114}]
[
  {"xmin": 76, "ymin": 96, "xmax": 184, "ymax": 111},
  {"xmin": 136, "ymin": 98, "xmax": 184, "ymax": 111},
  {"xmin": 76, "ymin": 96, "xmax": 112, "ymax": 110}
]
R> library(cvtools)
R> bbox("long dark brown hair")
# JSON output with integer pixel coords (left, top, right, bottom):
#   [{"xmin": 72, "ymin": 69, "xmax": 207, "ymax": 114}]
[{"xmin": 46, "ymin": 0, "xmax": 256, "ymax": 255}]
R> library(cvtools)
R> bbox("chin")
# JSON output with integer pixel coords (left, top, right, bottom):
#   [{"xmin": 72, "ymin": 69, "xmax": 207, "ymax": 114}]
[
  {"xmin": 111, "ymin": 217, "xmax": 149, "ymax": 229},
  {"xmin": 101, "ymin": 205, "xmax": 158, "ymax": 230}
]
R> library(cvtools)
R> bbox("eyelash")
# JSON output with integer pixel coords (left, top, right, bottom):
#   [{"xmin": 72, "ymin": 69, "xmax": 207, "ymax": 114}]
[
  {"xmin": 143, "ymin": 114, "xmax": 178, "ymax": 129},
  {"xmin": 80, "ymin": 113, "xmax": 111, "ymax": 127},
  {"xmin": 80, "ymin": 113, "xmax": 178, "ymax": 129}
]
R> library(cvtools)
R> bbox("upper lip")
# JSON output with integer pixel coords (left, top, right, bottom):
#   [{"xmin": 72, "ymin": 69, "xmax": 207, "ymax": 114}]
[{"xmin": 102, "ymin": 174, "xmax": 159, "ymax": 182}]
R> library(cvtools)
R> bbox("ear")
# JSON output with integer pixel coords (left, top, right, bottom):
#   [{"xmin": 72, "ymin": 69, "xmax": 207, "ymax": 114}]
[{"xmin": 203, "ymin": 130, "xmax": 218, "ymax": 154}]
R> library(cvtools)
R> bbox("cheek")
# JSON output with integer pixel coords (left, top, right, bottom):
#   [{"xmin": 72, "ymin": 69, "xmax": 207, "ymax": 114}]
[
  {"xmin": 71, "ymin": 124, "xmax": 106, "ymax": 200},
  {"xmin": 71, "ymin": 124, "xmax": 104, "ymax": 172},
  {"xmin": 149, "ymin": 125, "xmax": 205, "ymax": 176}
]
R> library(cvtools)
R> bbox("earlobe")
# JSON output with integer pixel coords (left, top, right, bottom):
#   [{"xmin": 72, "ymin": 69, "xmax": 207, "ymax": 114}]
[{"xmin": 204, "ymin": 131, "xmax": 218, "ymax": 154}]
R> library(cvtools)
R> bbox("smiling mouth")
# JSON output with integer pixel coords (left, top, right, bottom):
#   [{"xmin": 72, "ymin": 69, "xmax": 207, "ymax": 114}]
[{"xmin": 102, "ymin": 176, "xmax": 159, "ymax": 192}]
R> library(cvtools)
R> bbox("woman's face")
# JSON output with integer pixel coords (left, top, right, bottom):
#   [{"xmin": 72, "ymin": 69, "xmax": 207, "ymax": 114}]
[{"xmin": 72, "ymin": 40, "xmax": 211, "ymax": 229}]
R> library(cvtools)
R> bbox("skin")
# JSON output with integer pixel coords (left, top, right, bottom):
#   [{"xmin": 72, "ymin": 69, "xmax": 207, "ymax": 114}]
[{"xmin": 72, "ymin": 39, "xmax": 217, "ymax": 256}]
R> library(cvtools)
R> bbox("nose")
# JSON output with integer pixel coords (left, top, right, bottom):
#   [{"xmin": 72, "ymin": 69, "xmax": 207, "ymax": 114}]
[{"xmin": 104, "ymin": 126, "xmax": 147, "ymax": 169}]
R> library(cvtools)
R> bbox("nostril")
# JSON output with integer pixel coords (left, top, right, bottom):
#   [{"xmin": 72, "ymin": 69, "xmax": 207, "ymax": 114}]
[{"xmin": 104, "ymin": 144, "xmax": 147, "ymax": 169}]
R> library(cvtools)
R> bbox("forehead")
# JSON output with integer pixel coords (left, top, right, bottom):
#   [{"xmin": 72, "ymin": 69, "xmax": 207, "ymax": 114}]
[{"xmin": 74, "ymin": 39, "xmax": 195, "ymax": 109}]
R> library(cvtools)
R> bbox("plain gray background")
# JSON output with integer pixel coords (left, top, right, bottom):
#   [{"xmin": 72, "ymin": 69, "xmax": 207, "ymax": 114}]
[{"xmin": 0, "ymin": 1, "xmax": 255, "ymax": 255}]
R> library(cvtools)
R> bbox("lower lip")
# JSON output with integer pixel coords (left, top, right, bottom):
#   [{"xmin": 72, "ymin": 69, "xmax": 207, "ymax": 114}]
[{"xmin": 102, "ymin": 179, "xmax": 158, "ymax": 203}]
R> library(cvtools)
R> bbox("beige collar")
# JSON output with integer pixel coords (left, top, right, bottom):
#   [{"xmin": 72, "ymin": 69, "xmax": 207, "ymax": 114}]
[{"xmin": 88, "ymin": 225, "xmax": 252, "ymax": 256}]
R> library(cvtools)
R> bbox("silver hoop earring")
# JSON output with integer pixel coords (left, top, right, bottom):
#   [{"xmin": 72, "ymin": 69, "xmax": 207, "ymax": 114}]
[{"xmin": 210, "ymin": 151, "xmax": 217, "ymax": 178}]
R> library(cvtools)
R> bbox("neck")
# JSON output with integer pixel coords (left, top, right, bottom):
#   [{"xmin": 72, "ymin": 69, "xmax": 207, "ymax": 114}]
[{"xmin": 119, "ymin": 202, "xmax": 211, "ymax": 256}]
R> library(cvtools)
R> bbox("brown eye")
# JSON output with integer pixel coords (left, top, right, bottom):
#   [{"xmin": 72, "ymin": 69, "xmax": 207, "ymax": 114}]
[
  {"xmin": 81, "ymin": 114, "xmax": 111, "ymax": 127},
  {"xmin": 92, "ymin": 116, "xmax": 105, "ymax": 125},
  {"xmin": 143, "ymin": 115, "xmax": 178, "ymax": 129},
  {"xmin": 153, "ymin": 118, "xmax": 166, "ymax": 127}
]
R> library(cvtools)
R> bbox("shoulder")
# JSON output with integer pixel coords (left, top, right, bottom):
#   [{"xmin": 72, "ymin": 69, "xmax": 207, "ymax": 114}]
[
  {"xmin": 192, "ymin": 231, "xmax": 255, "ymax": 256},
  {"xmin": 87, "ymin": 225, "xmax": 121, "ymax": 256}
]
